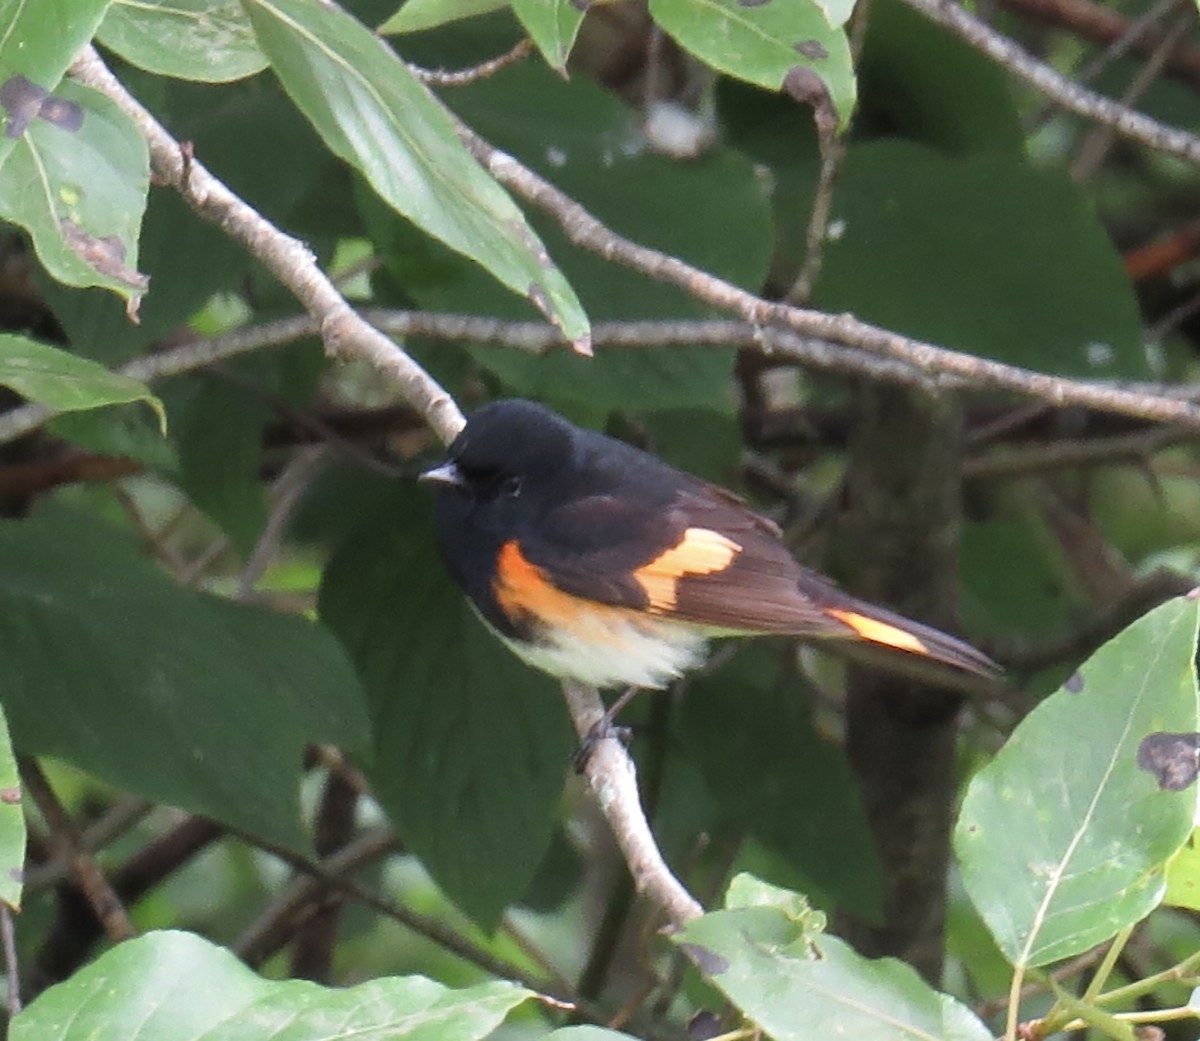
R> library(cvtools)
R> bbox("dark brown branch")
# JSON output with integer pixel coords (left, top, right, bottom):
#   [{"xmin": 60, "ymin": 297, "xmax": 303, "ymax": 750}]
[
  {"xmin": 999, "ymin": 0, "xmax": 1200, "ymax": 93},
  {"xmin": 1002, "ymin": 567, "xmax": 1195, "ymax": 673},
  {"xmin": 19, "ymin": 757, "xmax": 134, "ymax": 942},
  {"xmin": 289, "ymin": 769, "xmax": 358, "ymax": 982}
]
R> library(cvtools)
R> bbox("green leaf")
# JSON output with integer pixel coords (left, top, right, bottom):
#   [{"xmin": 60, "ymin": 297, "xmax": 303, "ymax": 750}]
[
  {"xmin": 319, "ymin": 483, "xmax": 572, "ymax": 929},
  {"xmin": 12, "ymin": 930, "xmax": 532, "ymax": 1041},
  {"xmin": 673, "ymin": 880, "xmax": 993, "ymax": 1041},
  {"xmin": 171, "ymin": 378, "xmax": 269, "ymax": 558},
  {"xmin": 1164, "ymin": 832, "xmax": 1200, "ymax": 911},
  {"xmin": 379, "ymin": 0, "xmax": 509, "ymax": 35},
  {"xmin": 0, "ymin": 509, "xmax": 370, "ymax": 851},
  {"xmin": 956, "ymin": 597, "xmax": 1200, "ymax": 969},
  {"xmin": 381, "ymin": 61, "xmax": 771, "ymax": 413},
  {"xmin": 242, "ymin": 0, "xmax": 589, "ymax": 348},
  {"xmin": 0, "ymin": 333, "xmax": 164, "ymax": 429},
  {"xmin": 649, "ymin": 0, "xmax": 856, "ymax": 127},
  {"xmin": 812, "ymin": 141, "xmax": 1149, "ymax": 379},
  {"xmin": 0, "ymin": 702, "xmax": 23, "ymax": 910},
  {"xmin": 682, "ymin": 646, "xmax": 883, "ymax": 918},
  {"xmin": 0, "ymin": 80, "xmax": 149, "ymax": 314},
  {"xmin": 98, "ymin": 0, "xmax": 269, "ymax": 82},
  {"xmin": 511, "ymin": 0, "xmax": 584, "ymax": 72},
  {"xmin": 857, "ymin": 0, "xmax": 1024, "ymax": 156},
  {"xmin": 0, "ymin": 0, "xmax": 111, "ymax": 167}
]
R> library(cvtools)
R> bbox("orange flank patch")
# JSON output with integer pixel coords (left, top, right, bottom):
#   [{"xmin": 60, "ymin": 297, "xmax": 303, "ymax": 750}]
[
  {"xmin": 494, "ymin": 539, "xmax": 589, "ymax": 627},
  {"xmin": 633, "ymin": 528, "xmax": 741, "ymax": 613},
  {"xmin": 825, "ymin": 608, "xmax": 929, "ymax": 655}
]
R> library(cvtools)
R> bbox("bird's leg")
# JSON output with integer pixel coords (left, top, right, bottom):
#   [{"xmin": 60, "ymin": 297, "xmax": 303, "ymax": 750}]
[{"xmin": 572, "ymin": 685, "xmax": 641, "ymax": 772}]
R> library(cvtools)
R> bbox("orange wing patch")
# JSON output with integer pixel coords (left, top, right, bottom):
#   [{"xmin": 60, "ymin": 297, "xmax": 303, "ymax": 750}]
[
  {"xmin": 825, "ymin": 608, "xmax": 929, "ymax": 655},
  {"xmin": 633, "ymin": 528, "xmax": 741, "ymax": 613}
]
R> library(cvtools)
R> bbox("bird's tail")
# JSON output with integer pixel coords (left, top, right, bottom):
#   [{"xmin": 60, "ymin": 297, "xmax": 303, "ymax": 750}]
[{"xmin": 798, "ymin": 575, "xmax": 1000, "ymax": 681}]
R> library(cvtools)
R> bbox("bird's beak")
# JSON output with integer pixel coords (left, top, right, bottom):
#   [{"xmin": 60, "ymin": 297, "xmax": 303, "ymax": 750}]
[{"xmin": 419, "ymin": 461, "xmax": 464, "ymax": 487}]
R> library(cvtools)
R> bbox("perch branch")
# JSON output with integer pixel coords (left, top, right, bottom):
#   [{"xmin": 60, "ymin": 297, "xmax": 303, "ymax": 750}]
[{"xmin": 561, "ymin": 681, "xmax": 702, "ymax": 926}]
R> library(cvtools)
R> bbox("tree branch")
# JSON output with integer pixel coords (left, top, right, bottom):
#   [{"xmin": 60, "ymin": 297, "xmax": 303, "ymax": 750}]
[
  {"xmin": 19, "ymin": 757, "xmax": 135, "ymax": 943},
  {"xmin": 462, "ymin": 131, "xmax": 1200, "ymax": 429},
  {"xmin": 560, "ymin": 681, "xmax": 701, "ymax": 926},
  {"xmin": 67, "ymin": 47, "xmax": 464, "ymax": 445},
  {"xmin": 898, "ymin": 0, "xmax": 1200, "ymax": 165}
]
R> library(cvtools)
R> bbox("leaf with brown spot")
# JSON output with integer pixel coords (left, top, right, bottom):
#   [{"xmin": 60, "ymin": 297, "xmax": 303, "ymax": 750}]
[
  {"xmin": 1137, "ymin": 731, "xmax": 1200, "ymax": 791},
  {"xmin": 0, "ymin": 80, "xmax": 149, "ymax": 312},
  {"xmin": 649, "ymin": 0, "xmax": 855, "ymax": 127},
  {"xmin": 0, "ymin": 75, "xmax": 49, "ymax": 138}
]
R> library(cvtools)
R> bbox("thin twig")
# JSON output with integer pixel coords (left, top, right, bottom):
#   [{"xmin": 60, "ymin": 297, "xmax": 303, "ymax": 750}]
[
  {"xmin": 23, "ymin": 798, "xmax": 154, "ymax": 893},
  {"xmin": 1002, "ymin": 0, "xmax": 1200, "ymax": 93},
  {"xmin": 18, "ymin": 757, "xmax": 135, "ymax": 942},
  {"xmin": 231, "ymin": 826, "xmax": 582, "ymax": 1007},
  {"xmin": 1025, "ymin": 0, "xmax": 1182, "ymax": 130},
  {"xmin": 560, "ymin": 681, "xmax": 702, "ymax": 926},
  {"xmin": 237, "ymin": 446, "xmax": 326, "ymax": 598},
  {"xmin": 897, "ymin": 0, "xmax": 1200, "ymax": 166},
  {"xmin": 67, "ymin": 47, "xmax": 464, "ymax": 445},
  {"xmin": 410, "ymin": 38, "xmax": 534, "ymax": 87},
  {"xmin": 787, "ymin": 131, "xmax": 848, "ymax": 304},
  {"xmin": 462, "ymin": 128, "xmax": 1200, "ymax": 429},
  {"xmin": 963, "ymin": 425, "xmax": 1196, "ymax": 479},
  {"xmin": 1000, "ymin": 567, "xmax": 1194, "ymax": 673},
  {"xmin": 1071, "ymin": 8, "xmax": 1195, "ymax": 181}
]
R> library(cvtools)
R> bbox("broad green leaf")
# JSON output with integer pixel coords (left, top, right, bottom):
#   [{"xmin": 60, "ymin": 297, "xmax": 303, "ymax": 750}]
[
  {"xmin": 0, "ymin": 701, "xmax": 23, "ymax": 910},
  {"xmin": 511, "ymin": 0, "xmax": 584, "ymax": 72},
  {"xmin": 377, "ymin": 60, "xmax": 770, "ymax": 413},
  {"xmin": 957, "ymin": 597, "xmax": 1200, "ymax": 969},
  {"xmin": 243, "ymin": 0, "xmax": 589, "ymax": 348},
  {"xmin": 0, "ymin": 0, "xmax": 111, "ymax": 168},
  {"xmin": 98, "ymin": 0, "xmax": 268, "ymax": 82},
  {"xmin": 172, "ymin": 378, "xmax": 269, "ymax": 558},
  {"xmin": 650, "ymin": 0, "xmax": 855, "ymax": 127},
  {"xmin": 674, "ymin": 881, "xmax": 992, "ymax": 1041},
  {"xmin": 319, "ymin": 482, "xmax": 572, "ymax": 929},
  {"xmin": 0, "ymin": 79, "xmax": 149, "ymax": 314},
  {"xmin": 1164, "ymin": 833, "xmax": 1200, "ymax": 911},
  {"xmin": 48, "ymin": 404, "xmax": 176, "ymax": 471},
  {"xmin": 812, "ymin": 141, "xmax": 1148, "ymax": 379},
  {"xmin": 682, "ymin": 646, "xmax": 883, "ymax": 917},
  {"xmin": 12, "ymin": 930, "xmax": 532, "ymax": 1041},
  {"xmin": 0, "ymin": 333, "xmax": 164, "ymax": 428},
  {"xmin": 379, "ymin": 0, "xmax": 508, "ymax": 34},
  {"xmin": 0, "ymin": 509, "xmax": 370, "ymax": 851},
  {"xmin": 857, "ymin": 0, "xmax": 1024, "ymax": 156},
  {"xmin": 38, "ymin": 75, "xmax": 339, "ymax": 367}
]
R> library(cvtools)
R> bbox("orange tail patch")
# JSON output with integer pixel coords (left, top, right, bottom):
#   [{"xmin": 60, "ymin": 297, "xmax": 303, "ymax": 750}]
[{"xmin": 825, "ymin": 608, "xmax": 930, "ymax": 655}]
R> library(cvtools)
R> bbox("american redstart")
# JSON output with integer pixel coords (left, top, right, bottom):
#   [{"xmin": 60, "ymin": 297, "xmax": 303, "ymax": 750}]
[{"xmin": 422, "ymin": 399, "xmax": 997, "ymax": 702}]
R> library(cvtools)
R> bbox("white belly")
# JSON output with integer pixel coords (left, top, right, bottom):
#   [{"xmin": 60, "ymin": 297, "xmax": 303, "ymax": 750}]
[{"xmin": 485, "ymin": 608, "xmax": 711, "ymax": 689}]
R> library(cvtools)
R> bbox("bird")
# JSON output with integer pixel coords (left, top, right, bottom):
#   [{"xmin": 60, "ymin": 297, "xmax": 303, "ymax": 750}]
[{"xmin": 421, "ymin": 398, "xmax": 998, "ymax": 725}]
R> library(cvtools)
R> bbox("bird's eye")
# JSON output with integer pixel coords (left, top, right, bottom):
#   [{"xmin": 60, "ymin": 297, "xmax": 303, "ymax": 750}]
[{"xmin": 500, "ymin": 475, "xmax": 523, "ymax": 498}]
